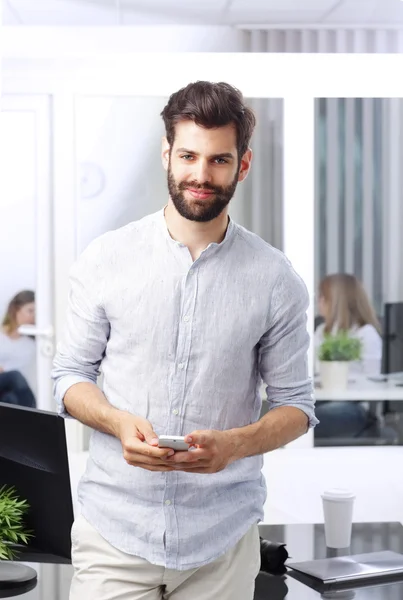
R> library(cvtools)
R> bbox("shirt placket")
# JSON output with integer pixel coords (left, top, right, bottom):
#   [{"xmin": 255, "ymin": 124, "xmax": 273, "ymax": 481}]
[{"xmin": 163, "ymin": 247, "xmax": 199, "ymax": 569}]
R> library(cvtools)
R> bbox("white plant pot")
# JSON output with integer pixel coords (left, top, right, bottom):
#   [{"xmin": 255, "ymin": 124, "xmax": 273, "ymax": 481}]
[{"xmin": 319, "ymin": 361, "xmax": 350, "ymax": 391}]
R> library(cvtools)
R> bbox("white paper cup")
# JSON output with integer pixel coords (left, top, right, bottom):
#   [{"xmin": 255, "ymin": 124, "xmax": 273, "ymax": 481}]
[{"xmin": 321, "ymin": 489, "xmax": 355, "ymax": 548}]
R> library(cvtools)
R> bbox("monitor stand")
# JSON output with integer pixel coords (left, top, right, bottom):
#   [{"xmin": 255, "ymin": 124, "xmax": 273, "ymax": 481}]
[{"xmin": 0, "ymin": 562, "xmax": 37, "ymax": 597}]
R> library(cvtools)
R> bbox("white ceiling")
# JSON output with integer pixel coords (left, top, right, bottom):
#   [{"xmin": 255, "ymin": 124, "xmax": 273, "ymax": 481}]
[{"xmin": 3, "ymin": 0, "xmax": 403, "ymax": 26}]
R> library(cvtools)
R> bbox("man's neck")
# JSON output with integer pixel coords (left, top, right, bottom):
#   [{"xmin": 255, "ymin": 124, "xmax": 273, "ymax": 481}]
[{"xmin": 164, "ymin": 201, "xmax": 229, "ymax": 262}]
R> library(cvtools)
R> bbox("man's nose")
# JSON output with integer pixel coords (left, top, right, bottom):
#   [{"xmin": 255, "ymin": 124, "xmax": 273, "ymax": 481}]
[{"xmin": 193, "ymin": 160, "xmax": 212, "ymax": 184}]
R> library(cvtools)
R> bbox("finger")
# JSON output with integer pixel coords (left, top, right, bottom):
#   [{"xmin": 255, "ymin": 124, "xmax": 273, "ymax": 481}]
[
  {"xmin": 123, "ymin": 443, "xmax": 174, "ymax": 463},
  {"xmin": 133, "ymin": 417, "xmax": 160, "ymax": 446},
  {"xmin": 124, "ymin": 453, "xmax": 175, "ymax": 468},
  {"xmin": 166, "ymin": 448, "xmax": 209, "ymax": 464},
  {"xmin": 140, "ymin": 427, "xmax": 160, "ymax": 446},
  {"xmin": 184, "ymin": 430, "xmax": 209, "ymax": 446},
  {"xmin": 176, "ymin": 466, "xmax": 211, "ymax": 474},
  {"xmin": 140, "ymin": 439, "xmax": 174, "ymax": 458},
  {"xmin": 131, "ymin": 462, "xmax": 176, "ymax": 472},
  {"xmin": 171, "ymin": 462, "xmax": 210, "ymax": 470}
]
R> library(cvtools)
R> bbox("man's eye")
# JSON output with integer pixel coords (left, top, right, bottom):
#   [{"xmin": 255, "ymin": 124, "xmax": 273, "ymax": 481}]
[
  {"xmin": 215, "ymin": 158, "xmax": 227, "ymax": 164},
  {"xmin": 181, "ymin": 155, "xmax": 193, "ymax": 161}
]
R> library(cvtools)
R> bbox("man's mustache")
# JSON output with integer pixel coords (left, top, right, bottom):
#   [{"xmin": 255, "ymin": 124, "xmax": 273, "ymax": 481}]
[{"xmin": 178, "ymin": 181, "xmax": 220, "ymax": 193}]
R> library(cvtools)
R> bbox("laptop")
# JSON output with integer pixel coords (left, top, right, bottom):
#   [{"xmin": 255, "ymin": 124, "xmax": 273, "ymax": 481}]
[{"xmin": 287, "ymin": 550, "xmax": 403, "ymax": 590}]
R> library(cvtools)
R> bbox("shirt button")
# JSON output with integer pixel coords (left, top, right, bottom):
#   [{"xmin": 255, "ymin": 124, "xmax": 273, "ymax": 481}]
[
  {"xmin": 172, "ymin": 409, "xmax": 179, "ymax": 415},
  {"xmin": 189, "ymin": 270, "xmax": 194, "ymax": 275},
  {"xmin": 183, "ymin": 315, "xmax": 190, "ymax": 323},
  {"xmin": 178, "ymin": 363, "xmax": 185, "ymax": 370},
  {"xmin": 165, "ymin": 500, "xmax": 172, "ymax": 506}
]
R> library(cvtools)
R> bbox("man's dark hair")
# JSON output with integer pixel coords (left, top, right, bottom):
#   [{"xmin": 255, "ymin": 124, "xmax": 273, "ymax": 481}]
[{"xmin": 161, "ymin": 81, "xmax": 256, "ymax": 159}]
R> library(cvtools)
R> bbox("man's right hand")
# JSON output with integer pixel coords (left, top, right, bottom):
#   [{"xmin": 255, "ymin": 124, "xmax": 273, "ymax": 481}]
[
  {"xmin": 63, "ymin": 382, "xmax": 175, "ymax": 471},
  {"xmin": 116, "ymin": 413, "xmax": 176, "ymax": 472}
]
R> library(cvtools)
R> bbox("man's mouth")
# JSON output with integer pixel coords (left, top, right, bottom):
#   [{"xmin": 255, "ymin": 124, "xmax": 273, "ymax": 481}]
[{"xmin": 186, "ymin": 188, "xmax": 215, "ymax": 200}]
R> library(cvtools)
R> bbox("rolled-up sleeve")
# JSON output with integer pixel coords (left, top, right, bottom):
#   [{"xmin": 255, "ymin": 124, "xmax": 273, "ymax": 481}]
[
  {"xmin": 258, "ymin": 260, "xmax": 318, "ymax": 429},
  {"xmin": 51, "ymin": 238, "xmax": 110, "ymax": 418}
]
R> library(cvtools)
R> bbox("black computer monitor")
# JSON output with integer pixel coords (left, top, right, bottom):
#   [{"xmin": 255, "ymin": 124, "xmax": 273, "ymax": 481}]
[
  {"xmin": 0, "ymin": 402, "xmax": 74, "ymax": 563},
  {"xmin": 381, "ymin": 302, "xmax": 403, "ymax": 376}
]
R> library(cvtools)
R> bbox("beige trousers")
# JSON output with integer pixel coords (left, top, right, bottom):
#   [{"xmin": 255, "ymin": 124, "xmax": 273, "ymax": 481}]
[{"xmin": 69, "ymin": 514, "xmax": 261, "ymax": 600}]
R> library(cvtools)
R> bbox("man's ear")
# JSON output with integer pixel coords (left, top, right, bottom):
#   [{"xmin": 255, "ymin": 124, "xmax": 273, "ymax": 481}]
[
  {"xmin": 238, "ymin": 148, "xmax": 253, "ymax": 183},
  {"xmin": 161, "ymin": 137, "xmax": 170, "ymax": 171}
]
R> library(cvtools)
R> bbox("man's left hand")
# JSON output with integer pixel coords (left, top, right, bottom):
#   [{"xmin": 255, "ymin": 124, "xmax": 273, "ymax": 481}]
[{"xmin": 164, "ymin": 429, "xmax": 239, "ymax": 474}]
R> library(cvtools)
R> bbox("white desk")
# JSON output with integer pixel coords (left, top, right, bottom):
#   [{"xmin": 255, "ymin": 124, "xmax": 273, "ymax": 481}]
[
  {"xmin": 315, "ymin": 378, "xmax": 403, "ymax": 401},
  {"xmin": 69, "ymin": 448, "xmax": 403, "ymax": 526},
  {"xmin": 262, "ymin": 446, "xmax": 403, "ymax": 524}
]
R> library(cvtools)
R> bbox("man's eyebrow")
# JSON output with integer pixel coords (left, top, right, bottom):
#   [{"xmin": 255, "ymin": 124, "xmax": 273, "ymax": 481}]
[{"xmin": 175, "ymin": 148, "xmax": 235, "ymax": 160}]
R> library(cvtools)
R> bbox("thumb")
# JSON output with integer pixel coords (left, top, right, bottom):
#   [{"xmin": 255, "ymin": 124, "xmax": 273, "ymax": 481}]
[
  {"xmin": 184, "ymin": 430, "xmax": 208, "ymax": 446},
  {"xmin": 136, "ymin": 417, "xmax": 159, "ymax": 446}
]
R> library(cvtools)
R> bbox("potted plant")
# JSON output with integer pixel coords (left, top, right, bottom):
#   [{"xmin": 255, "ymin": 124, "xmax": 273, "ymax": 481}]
[
  {"xmin": 0, "ymin": 485, "xmax": 33, "ymax": 561},
  {"xmin": 318, "ymin": 331, "xmax": 362, "ymax": 390}
]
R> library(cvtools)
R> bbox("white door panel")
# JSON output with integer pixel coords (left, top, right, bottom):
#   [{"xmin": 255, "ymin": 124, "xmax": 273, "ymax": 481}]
[{"xmin": 0, "ymin": 95, "xmax": 54, "ymax": 411}]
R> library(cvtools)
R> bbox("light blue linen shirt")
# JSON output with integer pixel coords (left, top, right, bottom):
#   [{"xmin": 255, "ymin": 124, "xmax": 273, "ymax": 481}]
[{"xmin": 52, "ymin": 207, "xmax": 317, "ymax": 571}]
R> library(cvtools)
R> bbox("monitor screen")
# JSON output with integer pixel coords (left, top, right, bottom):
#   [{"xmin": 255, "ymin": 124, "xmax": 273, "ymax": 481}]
[
  {"xmin": 0, "ymin": 403, "xmax": 74, "ymax": 562},
  {"xmin": 382, "ymin": 302, "xmax": 403, "ymax": 376}
]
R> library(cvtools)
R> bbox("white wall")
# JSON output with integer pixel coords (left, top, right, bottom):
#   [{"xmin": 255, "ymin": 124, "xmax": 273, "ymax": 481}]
[
  {"xmin": 2, "ymin": 26, "xmax": 247, "ymax": 57},
  {"xmin": 76, "ymin": 96, "xmax": 168, "ymax": 252}
]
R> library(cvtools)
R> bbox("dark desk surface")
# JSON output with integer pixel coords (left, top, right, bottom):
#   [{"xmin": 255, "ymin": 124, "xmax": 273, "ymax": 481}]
[
  {"xmin": 256, "ymin": 522, "xmax": 403, "ymax": 600},
  {"xmin": 3, "ymin": 522, "xmax": 403, "ymax": 599}
]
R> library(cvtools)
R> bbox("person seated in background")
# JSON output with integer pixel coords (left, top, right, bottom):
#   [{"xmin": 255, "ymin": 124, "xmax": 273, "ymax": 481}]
[
  {"xmin": 0, "ymin": 290, "xmax": 37, "ymax": 408},
  {"xmin": 314, "ymin": 273, "xmax": 382, "ymax": 438}
]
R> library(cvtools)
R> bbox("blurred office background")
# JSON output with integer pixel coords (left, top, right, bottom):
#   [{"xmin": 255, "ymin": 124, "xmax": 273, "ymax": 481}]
[
  {"xmin": 314, "ymin": 97, "xmax": 403, "ymax": 447},
  {"xmin": 316, "ymin": 98, "xmax": 403, "ymax": 319},
  {"xmin": 2, "ymin": 0, "xmax": 403, "ymax": 514},
  {"xmin": 3, "ymin": 0, "xmax": 403, "ymax": 435}
]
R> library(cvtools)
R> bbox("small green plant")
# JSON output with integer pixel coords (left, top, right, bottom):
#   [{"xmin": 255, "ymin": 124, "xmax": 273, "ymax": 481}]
[
  {"xmin": 0, "ymin": 485, "xmax": 33, "ymax": 560},
  {"xmin": 318, "ymin": 330, "xmax": 362, "ymax": 362}
]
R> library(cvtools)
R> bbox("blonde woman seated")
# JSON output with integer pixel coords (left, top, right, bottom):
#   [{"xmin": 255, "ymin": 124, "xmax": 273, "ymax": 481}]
[{"xmin": 314, "ymin": 273, "xmax": 382, "ymax": 438}]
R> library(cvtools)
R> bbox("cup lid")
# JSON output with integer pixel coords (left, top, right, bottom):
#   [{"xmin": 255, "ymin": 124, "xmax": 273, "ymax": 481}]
[{"xmin": 321, "ymin": 488, "xmax": 355, "ymax": 501}]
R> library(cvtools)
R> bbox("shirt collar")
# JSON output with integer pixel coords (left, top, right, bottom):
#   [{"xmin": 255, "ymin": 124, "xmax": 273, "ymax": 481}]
[{"xmin": 156, "ymin": 205, "xmax": 235, "ymax": 250}]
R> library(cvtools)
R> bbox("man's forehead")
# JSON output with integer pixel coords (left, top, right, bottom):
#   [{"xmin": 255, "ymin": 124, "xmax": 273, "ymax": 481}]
[{"xmin": 172, "ymin": 120, "xmax": 237, "ymax": 149}]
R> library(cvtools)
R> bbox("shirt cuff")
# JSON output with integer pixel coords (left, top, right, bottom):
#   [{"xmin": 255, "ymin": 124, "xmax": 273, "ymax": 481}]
[
  {"xmin": 265, "ymin": 400, "xmax": 319, "ymax": 430},
  {"xmin": 54, "ymin": 375, "xmax": 96, "ymax": 418},
  {"xmin": 287, "ymin": 404, "xmax": 320, "ymax": 429}
]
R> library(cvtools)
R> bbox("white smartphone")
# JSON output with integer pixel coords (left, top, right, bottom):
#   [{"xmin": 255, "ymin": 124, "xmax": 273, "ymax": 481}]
[{"xmin": 158, "ymin": 435, "xmax": 190, "ymax": 451}]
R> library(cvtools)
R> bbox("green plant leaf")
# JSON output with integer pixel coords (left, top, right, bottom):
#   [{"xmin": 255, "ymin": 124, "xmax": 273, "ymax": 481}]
[
  {"xmin": 318, "ymin": 330, "xmax": 363, "ymax": 362},
  {"xmin": 0, "ymin": 486, "xmax": 34, "ymax": 560}
]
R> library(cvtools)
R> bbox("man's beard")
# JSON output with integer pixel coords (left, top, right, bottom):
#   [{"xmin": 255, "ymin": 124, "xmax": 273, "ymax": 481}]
[{"xmin": 167, "ymin": 161, "xmax": 239, "ymax": 223}]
